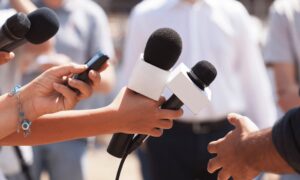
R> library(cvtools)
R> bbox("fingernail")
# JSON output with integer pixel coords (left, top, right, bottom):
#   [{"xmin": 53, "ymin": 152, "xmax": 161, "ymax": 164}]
[{"xmin": 9, "ymin": 52, "xmax": 15, "ymax": 59}]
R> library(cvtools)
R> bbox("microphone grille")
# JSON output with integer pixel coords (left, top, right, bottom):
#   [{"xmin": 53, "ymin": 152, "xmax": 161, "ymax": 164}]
[
  {"xmin": 144, "ymin": 28, "xmax": 182, "ymax": 70},
  {"xmin": 6, "ymin": 13, "xmax": 31, "ymax": 39},
  {"xmin": 26, "ymin": 7, "xmax": 59, "ymax": 44},
  {"xmin": 191, "ymin": 60, "xmax": 217, "ymax": 87}
]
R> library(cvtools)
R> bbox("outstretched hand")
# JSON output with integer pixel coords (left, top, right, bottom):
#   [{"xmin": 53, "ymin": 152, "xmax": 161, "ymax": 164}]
[{"xmin": 207, "ymin": 113, "xmax": 259, "ymax": 180}]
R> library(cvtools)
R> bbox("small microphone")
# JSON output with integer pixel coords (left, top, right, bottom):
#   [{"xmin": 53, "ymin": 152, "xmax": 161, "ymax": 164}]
[
  {"xmin": 0, "ymin": 12, "xmax": 31, "ymax": 49},
  {"xmin": 107, "ymin": 28, "xmax": 182, "ymax": 158},
  {"xmin": 127, "ymin": 60, "xmax": 217, "ymax": 154},
  {"xmin": 0, "ymin": 7, "xmax": 59, "ymax": 52}
]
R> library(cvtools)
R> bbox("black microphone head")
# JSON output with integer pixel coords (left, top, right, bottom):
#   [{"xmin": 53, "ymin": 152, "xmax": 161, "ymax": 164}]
[
  {"xmin": 4, "ymin": 12, "xmax": 31, "ymax": 39},
  {"xmin": 26, "ymin": 7, "xmax": 59, "ymax": 44},
  {"xmin": 144, "ymin": 28, "xmax": 182, "ymax": 70},
  {"xmin": 188, "ymin": 60, "xmax": 217, "ymax": 89}
]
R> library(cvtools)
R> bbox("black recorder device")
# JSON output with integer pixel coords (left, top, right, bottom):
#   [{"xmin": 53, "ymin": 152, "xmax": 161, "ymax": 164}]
[{"xmin": 70, "ymin": 51, "xmax": 109, "ymax": 93}]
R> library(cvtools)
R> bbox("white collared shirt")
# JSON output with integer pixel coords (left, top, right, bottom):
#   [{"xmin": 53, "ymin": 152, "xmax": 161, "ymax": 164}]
[{"xmin": 120, "ymin": 0, "xmax": 277, "ymax": 128}]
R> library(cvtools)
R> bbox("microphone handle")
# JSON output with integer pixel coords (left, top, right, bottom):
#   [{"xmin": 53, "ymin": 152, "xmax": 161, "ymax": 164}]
[
  {"xmin": 127, "ymin": 94, "xmax": 183, "ymax": 154},
  {"xmin": 107, "ymin": 133, "xmax": 134, "ymax": 158},
  {"xmin": 0, "ymin": 39, "xmax": 26, "ymax": 52},
  {"xmin": 161, "ymin": 94, "xmax": 184, "ymax": 110},
  {"xmin": 0, "ymin": 32, "xmax": 14, "ymax": 49}
]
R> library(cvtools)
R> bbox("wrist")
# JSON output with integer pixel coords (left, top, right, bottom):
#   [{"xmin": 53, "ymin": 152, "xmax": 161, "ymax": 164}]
[
  {"xmin": 105, "ymin": 104, "xmax": 127, "ymax": 133},
  {"xmin": 241, "ymin": 134, "xmax": 258, "ymax": 171},
  {"xmin": 244, "ymin": 129, "xmax": 273, "ymax": 173},
  {"xmin": 20, "ymin": 85, "xmax": 38, "ymax": 120}
]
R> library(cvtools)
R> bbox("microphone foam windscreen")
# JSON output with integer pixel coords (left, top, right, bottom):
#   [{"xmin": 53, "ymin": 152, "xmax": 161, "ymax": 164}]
[
  {"xmin": 144, "ymin": 28, "xmax": 182, "ymax": 70},
  {"xmin": 192, "ymin": 60, "xmax": 217, "ymax": 87},
  {"xmin": 6, "ymin": 13, "xmax": 31, "ymax": 38},
  {"xmin": 26, "ymin": 7, "xmax": 59, "ymax": 44}
]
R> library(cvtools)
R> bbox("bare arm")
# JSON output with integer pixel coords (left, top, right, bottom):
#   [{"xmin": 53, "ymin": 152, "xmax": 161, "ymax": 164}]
[
  {"xmin": 271, "ymin": 63, "xmax": 300, "ymax": 112},
  {"xmin": 0, "ymin": 88, "xmax": 183, "ymax": 146},
  {"xmin": 0, "ymin": 108, "xmax": 116, "ymax": 145},
  {"xmin": 207, "ymin": 114, "xmax": 293, "ymax": 180}
]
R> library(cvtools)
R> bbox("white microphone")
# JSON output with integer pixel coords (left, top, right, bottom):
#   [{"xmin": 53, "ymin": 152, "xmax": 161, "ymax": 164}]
[{"xmin": 107, "ymin": 28, "xmax": 183, "ymax": 158}]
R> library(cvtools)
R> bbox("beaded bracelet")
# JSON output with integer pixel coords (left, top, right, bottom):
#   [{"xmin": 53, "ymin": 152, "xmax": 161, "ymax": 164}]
[{"xmin": 9, "ymin": 85, "xmax": 32, "ymax": 137}]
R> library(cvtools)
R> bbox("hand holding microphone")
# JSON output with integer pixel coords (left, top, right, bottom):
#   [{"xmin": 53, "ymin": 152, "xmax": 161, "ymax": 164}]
[
  {"xmin": 128, "ymin": 61, "xmax": 217, "ymax": 154},
  {"xmin": 107, "ymin": 28, "xmax": 183, "ymax": 158}
]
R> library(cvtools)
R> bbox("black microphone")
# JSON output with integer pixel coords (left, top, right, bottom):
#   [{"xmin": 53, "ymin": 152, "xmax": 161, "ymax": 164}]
[
  {"xmin": 107, "ymin": 28, "xmax": 182, "ymax": 158},
  {"xmin": 0, "ymin": 12, "xmax": 31, "ymax": 49},
  {"xmin": 0, "ymin": 7, "xmax": 59, "ymax": 52},
  {"xmin": 127, "ymin": 60, "xmax": 217, "ymax": 154}
]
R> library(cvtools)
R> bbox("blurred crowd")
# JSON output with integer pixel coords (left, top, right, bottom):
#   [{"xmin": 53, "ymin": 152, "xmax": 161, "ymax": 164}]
[{"xmin": 0, "ymin": 0, "xmax": 299, "ymax": 180}]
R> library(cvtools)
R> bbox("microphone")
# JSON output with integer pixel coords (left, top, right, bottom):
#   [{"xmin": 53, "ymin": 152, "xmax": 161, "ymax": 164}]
[
  {"xmin": 126, "ymin": 60, "xmax": 217, "ymax": 154},
  {"xmin": 107, "ymin": 28, "xmax": 182, "ymax": 158},
  {"xmin": 0, "ymin": 7, "xmax": 59, "ymax": 52},
  {"xmin": 0, "ymin": 12, "xmax": 31, "ymax": 49}
]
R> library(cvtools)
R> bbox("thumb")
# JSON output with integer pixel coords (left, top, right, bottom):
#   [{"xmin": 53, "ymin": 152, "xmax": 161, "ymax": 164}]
[{"xmin": 227, "ymin": 113, "xmax": 244, "ymax": 130}]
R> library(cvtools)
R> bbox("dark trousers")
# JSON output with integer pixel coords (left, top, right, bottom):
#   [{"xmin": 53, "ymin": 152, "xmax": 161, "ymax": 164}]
[{"xmin": 147, "ymin": 119, "xmax": 234, "ymax": 180}]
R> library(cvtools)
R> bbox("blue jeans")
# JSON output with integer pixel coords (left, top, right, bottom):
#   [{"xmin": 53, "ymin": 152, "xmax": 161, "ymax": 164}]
[{"xmin": 31, "ymin": 140, "xmax": 87, "ymax": 180}]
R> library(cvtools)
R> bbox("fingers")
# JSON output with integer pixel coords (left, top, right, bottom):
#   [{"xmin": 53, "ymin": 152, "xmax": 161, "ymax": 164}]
[
  {"xmin": 207, "ymin": 140, "xmax": 218, "ymax": 154},
  {"xmin": 207, "ymin": 156, "xmax": 222, "ymax": 173},
  {"xmin": 159, "ymin": 108, "xmax": 183, "ymax": 120},
  {"xmin": 227, "ymin": 113, "xmax": 243, "ymax": 130},
  {"xmin": 67, "ymin": 78, "xmax": 92, "ymax": 99},
  {"xmin": 158, "ymin": 119, "xmax": 173, "ymax": 129},
  {"xmin": 0, "ymin": 52, "xmax": 15, "ymax": 65},
  {"xmin": 228, "ymin": 113, "xmax": 258, "ymax": 132},
  {"xmin": 217, "ymin": 169, "xmax": 230, "ymax": 180},
  {"xmin": 49, "ymin": 63, "xmax": 87, "ymax": 77},
  {"xmin": 53, "ymin": 82, "xmax": 78, "ymax": 109},
  {"xmin": 157, "ymin": 96, "xmax": 166, "ymax": 106},
  {"xmin": 150, "ymin": 128, "xmax": 163, "ymax": 137},
  {"xmin": 88, "ymin": 70, "xmax": 101, "ymax": 89}
]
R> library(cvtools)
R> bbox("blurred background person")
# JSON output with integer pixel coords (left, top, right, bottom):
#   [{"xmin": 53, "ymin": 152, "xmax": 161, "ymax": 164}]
[
  {"xmin": 120, "ymin": 0, "xmax": 277, "ymax": 179},
  {"xmin": 264, "ymin": 0, "xmax": 300, "ymax": 179}
]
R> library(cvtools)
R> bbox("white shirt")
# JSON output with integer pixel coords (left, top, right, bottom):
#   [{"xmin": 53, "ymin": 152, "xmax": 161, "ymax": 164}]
[{"xmin": 120, "ymin": 0, "xmax": 277, "ymax": 128}]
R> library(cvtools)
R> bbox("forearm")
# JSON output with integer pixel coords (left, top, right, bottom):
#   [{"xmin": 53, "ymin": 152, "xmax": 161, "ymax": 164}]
[
  {"xmin": 0, "ymin": 93, "xmax": 19, "ymax": 139},
  {"xmin": 0, "ymin": 107, "xmax": 119, "ymax": 146},
  {"xmin": 10, "ymin": 0, "xmax": 37, "ymax": 13},
  {"xmin": 244, "ymin": 128, "xmax": 294, "ymax": 173}
]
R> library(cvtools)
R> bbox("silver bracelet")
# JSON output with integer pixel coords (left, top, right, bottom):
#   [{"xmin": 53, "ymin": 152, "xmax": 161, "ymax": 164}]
[{"xmin": 9, "ymin": 85, "xmax": 32, "ymax": 137}]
